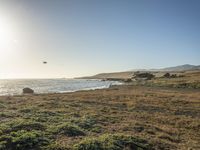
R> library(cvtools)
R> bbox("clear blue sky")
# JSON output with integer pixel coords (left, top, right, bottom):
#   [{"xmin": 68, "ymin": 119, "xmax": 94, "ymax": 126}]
[{"xmin": 0, "ymin": 0, "xmax": 199, "ymax": 78}]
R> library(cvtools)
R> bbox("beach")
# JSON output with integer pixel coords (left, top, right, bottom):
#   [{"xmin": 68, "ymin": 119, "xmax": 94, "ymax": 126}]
[{"xmin": 0, "ymin": 84, "xmax": 199, "ymax": 149}]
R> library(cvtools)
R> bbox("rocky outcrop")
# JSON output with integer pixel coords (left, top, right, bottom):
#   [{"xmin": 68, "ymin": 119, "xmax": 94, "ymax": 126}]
[{"xmin": 23, "ymin": 88, "xmax": 34, "ymax": 94}]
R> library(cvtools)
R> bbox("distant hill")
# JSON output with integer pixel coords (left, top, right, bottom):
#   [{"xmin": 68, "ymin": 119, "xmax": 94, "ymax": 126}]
[
  {"xmin": 80, "ymin": 64, "xmax": 200, "ymax": 79},
  {"xmin": 159, "ymin": 64, "xmax": 200, "ymax": 71},
  {"xmin": 81, "ymin": 71, "xmax": 134, "ymax": 79},
  {"xmin": 131, "ymin": 64, "xmax": 200, "ymax": 72}
]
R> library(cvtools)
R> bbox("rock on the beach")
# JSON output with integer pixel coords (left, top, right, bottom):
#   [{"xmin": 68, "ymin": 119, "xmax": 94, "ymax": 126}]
[{"xmin": 23, "ymin": 88, "xmax": 34, "ymax": 94}]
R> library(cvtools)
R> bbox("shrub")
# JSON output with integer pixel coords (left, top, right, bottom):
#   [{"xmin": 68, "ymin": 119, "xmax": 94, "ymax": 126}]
[
  {"xmin": 71, "ymin": 116, "xmax": 102, "ymax": 133},
  {"xmin": 163, "ymin": 73, "xmax": 177, "ymax": 78},
  {"xmin": 11, "ymin": 121, "xmax": 46, "ymax": 132},
  {"xmin": 73, "ymin": 134, "xmax": 152, "ymax": 150},
  {"xmin": 1, "ymin": 120, "xmax": 45, "ymax": 134},
  {"xmin": 43, "ymin": 143, "xmax": 70, "ymax": 150},
  {"xmin": 134, "ymin": 73, "xmax": 155, "ymax": 80},
  {"xmin": 51, "ymin": 123, "xmax": 85, "ymax": 137},
  {"xmin": 163, "ymin": 73, "xmax": 171, "ymax": 78},
  {"xmin": 74, "ymin": 138, "xmax": 103, "ymax": 150},
  {"xmin": 170, "ymin": 74, "xmax": 177, "ymax": 78},
  {"xmin": 0, "ymin": 103, "xmax": 7, "ymax": 108},
  {"xmin": 0, "ymin": 130, "xmax": 49, "ymax": 150},
  {"xmin": 73, "ymin": 116, "xmax": 97, "ymax": 130}
]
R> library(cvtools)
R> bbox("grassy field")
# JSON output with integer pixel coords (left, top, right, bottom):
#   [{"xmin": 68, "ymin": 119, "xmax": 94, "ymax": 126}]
[
  {"xmin": 0, "ymin": 72, "xmax": 200, "ymax": 150},
  {"xmin": 144, "ymin": 71, "xmax": 200, "ymax": 89}
]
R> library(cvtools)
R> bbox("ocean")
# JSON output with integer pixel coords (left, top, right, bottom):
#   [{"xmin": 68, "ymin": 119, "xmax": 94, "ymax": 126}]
[{"xmin": 0, "ymin": 79, "xmax": 122, "ymax": 96}]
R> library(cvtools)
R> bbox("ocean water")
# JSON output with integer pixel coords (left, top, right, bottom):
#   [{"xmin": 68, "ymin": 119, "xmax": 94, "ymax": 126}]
[{"xmin": 0, "ymin": 79, "xmax": 122, "ymax": 96}]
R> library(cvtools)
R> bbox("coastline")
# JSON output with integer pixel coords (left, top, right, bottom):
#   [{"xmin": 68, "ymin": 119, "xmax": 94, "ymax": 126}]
[
  {"xmin": 0, "ymin": 84, "xmax": 199, "ymax": 149},
  {"xmin": 0, "ymin": 78, "xmax": 123, "ymax": 96}
]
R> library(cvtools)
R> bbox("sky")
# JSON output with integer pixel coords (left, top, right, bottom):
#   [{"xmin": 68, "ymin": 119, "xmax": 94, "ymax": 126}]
[{"xmin": 0, "ymin": 0, "xmax": 200, "ymax": 79}]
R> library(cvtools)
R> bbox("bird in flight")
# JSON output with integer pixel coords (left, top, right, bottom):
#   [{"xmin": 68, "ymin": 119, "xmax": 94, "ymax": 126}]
[{"xmin": 43, "ymin": 61, "xmax": 47, "ymax": 64}]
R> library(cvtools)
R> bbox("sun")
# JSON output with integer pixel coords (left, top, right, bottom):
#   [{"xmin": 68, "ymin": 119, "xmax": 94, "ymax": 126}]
[{"xmin": 0, "ymin": 16, "xmax": 17, "ymax": 61}]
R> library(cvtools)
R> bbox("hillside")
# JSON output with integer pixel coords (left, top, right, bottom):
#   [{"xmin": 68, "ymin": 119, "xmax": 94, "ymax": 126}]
[
  {"xmin": 81, "ymin": 64, "xmax": 200, "ymax": 79},
  {"xmin": 159, "ymin": 64, "xmax": 200, "ymax": 71},
  {"xmin": 81, "ymin": 71, "xmax": 134, "ymax": 79}
]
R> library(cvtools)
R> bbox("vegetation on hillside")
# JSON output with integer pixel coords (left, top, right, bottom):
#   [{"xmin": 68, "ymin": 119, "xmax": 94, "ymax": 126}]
[{"xmin": 132, "ymin": 71, "xmax": 200, "ymax": 89}]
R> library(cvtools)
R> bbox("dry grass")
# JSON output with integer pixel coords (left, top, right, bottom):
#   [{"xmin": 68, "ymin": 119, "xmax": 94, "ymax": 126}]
[
  {"xmin": 0, "ymin": 72, "xmax": 200, "ymax": 149},
  {"xmin": 145, "ymin": 71, "xmax": 200, "ymax": 89}
]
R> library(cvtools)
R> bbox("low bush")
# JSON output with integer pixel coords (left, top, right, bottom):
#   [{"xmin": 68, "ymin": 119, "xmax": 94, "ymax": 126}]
[
  {"xmin": 51, "ymin": 123, "xmax": 85, "ymax": 137},
  {"xmin": 73, "ymin": 134, "xmax": 152, "ymax": 150},
  {"xmin": 0, "ymin": 130, "xmax": 49, "ymax": 150},
  {"xmin": 43, "ymin": 143, "xmax": 70, "ymax": 150},
  {"xmin": 72, "ymin": 116, "xmax": 97, "ymax": 130},
  {"xmin": 134, "ymin": 72, "xmax": 155, "ymax": 80},
  {"xmin": 1, "ymin": 120, "xmax": 46, "ymax": 134},
  {"xmin": 71, "ymin": 116, "xmax": 103, "ymax": 133}
]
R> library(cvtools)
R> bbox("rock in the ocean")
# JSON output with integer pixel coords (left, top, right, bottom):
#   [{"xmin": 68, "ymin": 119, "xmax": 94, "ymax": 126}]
[{"xmin": 23, "ymin": 88, "xmax": 34, "ymax": 94}]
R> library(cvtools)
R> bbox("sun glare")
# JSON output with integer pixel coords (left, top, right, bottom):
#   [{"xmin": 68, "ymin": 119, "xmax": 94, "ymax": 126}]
[{"xmin": 0, "ymin": 17, "xmax": 17, "ymax": 61}]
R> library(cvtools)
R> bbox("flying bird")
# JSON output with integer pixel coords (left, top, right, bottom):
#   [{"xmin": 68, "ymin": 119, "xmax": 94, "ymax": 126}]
[{"xmin": 43, "ymin": 61, "xmax": 47, "ymax": 64}]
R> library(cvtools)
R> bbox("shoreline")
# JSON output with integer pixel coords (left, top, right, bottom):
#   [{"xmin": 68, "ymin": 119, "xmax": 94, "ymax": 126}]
[
  {"xmin": 0, "ymin": 79, "xmax": 123, "ymax": 96},
  {"xmin": 0, "ymin": 84, "xmax": 124, "ymax": 97},
  {"xmin": 1, "ymin": 82, "xmax": 200, "ymax": 98}
]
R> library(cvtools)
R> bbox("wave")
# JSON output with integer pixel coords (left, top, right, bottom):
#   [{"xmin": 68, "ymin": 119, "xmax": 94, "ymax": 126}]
[{"xmin": 0, "ymin": 79, "xmax": 122, "ymax": 96}]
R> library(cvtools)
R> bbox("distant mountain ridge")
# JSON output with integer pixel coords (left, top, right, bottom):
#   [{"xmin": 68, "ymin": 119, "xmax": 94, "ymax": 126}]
[
  {"xmin": 131, "ymin": 64, "xmax": 200, "ymax": 72},
  {"xmin": 80, "ymin": 64, "xmax": 200, "ymax": 79},
  {"xmin": 158, "ymin": 64, "xmax": 200, "ymax": 71}
]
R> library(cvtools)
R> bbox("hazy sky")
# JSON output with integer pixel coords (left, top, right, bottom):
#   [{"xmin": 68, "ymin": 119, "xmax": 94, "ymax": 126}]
[{"xmin": 0, "ymin": 0, "xmax": 199, "ymax": 79}]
